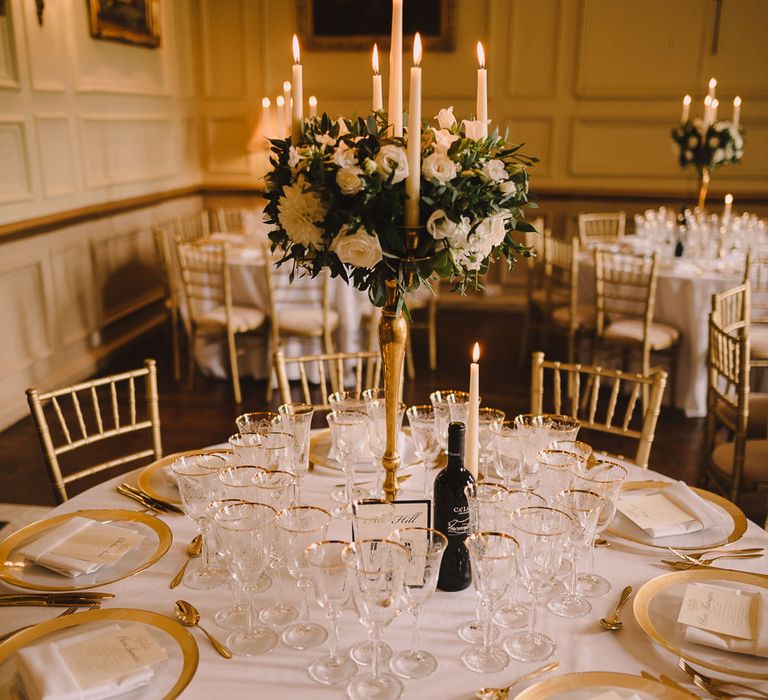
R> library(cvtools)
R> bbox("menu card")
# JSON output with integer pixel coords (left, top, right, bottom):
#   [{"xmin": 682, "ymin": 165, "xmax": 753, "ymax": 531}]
[
  {"xmin": 617, "ymin": 493, "xmax": 694, "ymax": 532},
  {"xmin": 49, "ymin": 522, "xmax": 144, "ymax": 566},
  {"xmin": 677, "ymin": 583, "xmax": 759, "ymax": 640},
  {"xmin": 58, "ymin": 623, "xmax": 167, "ymax": 688}
]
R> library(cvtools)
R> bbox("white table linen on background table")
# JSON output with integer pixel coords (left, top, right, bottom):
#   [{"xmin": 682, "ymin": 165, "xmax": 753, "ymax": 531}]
[
  {"xmin": 578, "ymin": 254, "xmax": 743, "ymax": 417},
  {"xmin": 193, "ymin": 248, "xmax": 371, "ymax": 381},
  {"xmin": 2, "ymin": 438, "xmax": 767, "ymax": 699}
]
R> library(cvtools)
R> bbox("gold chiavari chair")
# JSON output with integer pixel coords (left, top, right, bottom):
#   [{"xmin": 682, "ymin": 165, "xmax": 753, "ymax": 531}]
[
  {"xmin": 594, "ymin": 249, "xmax": 679, "ymax": 407},
  {"xmin": 153, "ymin": 223, "xmax": 183, "ymax": 381},
  {"xmin": 530, "ymin": 352, "xmax": 667, "ymax": 469},
  {"xmin": 177, "ymin": 240, "xmax": 267, "ymax": 404},
  {"xmin": 701, "ymin": 305, "xmax": 768, "ymax": 503},
  {"xmin": 26, "ymin": 359, "xmax": 162, "ymax": 504},
  {"xmin": 174, "ymin": 212, "xmax": 210, "ymax": 245},
  {"xmin": 214, "ymin": 207, "xmax": 246, "ymax": 233},
  {"xmin": 517, "ymin": 216, "xmax": 545, "ymax": 366},
  {"xmin": 263, "ymin": 248, "xmax": 339, "ymax": 398},
  {"xmin": 744, "ymin": 249, "xmax": 768, "ymax": 366},
  {"xmin": 542, "ymin": 233, "xmax": 595, "ymax": 364},
  {"xmin": 577, "ymin": 211, "xmax": 626, "ymax": 246},
  {"xmin": 273, "ymin": 348, "xmax": 382, "ymax": 410}
]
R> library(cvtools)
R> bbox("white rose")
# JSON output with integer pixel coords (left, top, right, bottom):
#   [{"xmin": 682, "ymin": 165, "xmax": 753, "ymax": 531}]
[
  {"xmin": 431, "ymin": 127, "xmax": 460, "ymax": 155},
  {"xmin": 462, "ymin": 119, "xmax": 486, "ymax": 140},
  {"xmin": 426, "ymin": 209, "xmax": 455, "ymax": 240},
  {"xmin": 331, "ymin": 225, "xmax": 383, "ymax": 268},
  {"xmin": 482, "ymin": 159, "xmax": 507, "ymax": 182},
  {"xmin": 332, "ymin": 142, "xmax": 357, "ymax": 168},
  {"xmin": 336, "ymin": 166, "xmax": 365, "ymax": 195},
  {"xmin": 499, "ymin": 180, "xmax": 517, "ymax": 196},
  {"xmin": 485, "ymin": 213, "xmax": 509, "ymax": 248},
  {"xmin": 375, "ymin": 144, "xmax": 409, "ymax": 184},
  {"xmin": 422, "ymin": 152, "xmax": 457, "ymax": 184},
  {"xmin": 435, "ymin": 106, "xmax": 457, "ymax": 129}
]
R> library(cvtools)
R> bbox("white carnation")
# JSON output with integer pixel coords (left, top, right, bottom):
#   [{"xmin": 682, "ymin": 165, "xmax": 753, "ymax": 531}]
[
  {"xmin": 422, "ymin": 152, "xmax": 457, "ymax": 184},
  {"xmin": 277, "ymin": 179, "xmax": 327, "ymax": 249},
  {"xmin": 332, "ymin": 142, "xmax": 357, "ymax": 168},
  {"xmin": 330, "ymin": 225, "xmax": 383, "ymax": 268},
  {"xmin": 375, "ymin": 144, "xmax": 409, "ymax": 184},
  {"xmin": 482, "ymin": 159, "xmax": 507, "ymax": 182},
  {"xmin": 336, "ymin": 166, "xmax": 365, "ymax": 195},
  {"xmin": 435, "ymin": 106, "xmax": 457, "ymax": 129}
]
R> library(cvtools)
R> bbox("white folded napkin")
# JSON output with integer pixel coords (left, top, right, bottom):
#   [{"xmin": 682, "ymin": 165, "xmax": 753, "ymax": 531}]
[
  {"xmin": 16, "ymin": 624, "xmax": 154, "ymax": 700},
  {"xmin": 17, "ymin": 518, "xmax": 141, "ymax": 578},
  {"xmin": 683, "ymin": 586, "xmax": 768, "ymax": 658}
]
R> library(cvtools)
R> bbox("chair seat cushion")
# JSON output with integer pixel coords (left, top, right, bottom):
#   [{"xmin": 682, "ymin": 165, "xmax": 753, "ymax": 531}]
[
  {"xmin": 751, "ymin": 324, "xmax": 768, "ymax": 359},
  {"xmin": 551, "ymin": 304, "xmax": 596, "ymax": 329},
  {"xmin": 719, "ymin": 393, "xmax": 768, "ymax": 438},
  {"xmin": 711, "ymin": 439, "xmax": 768, "ymax": 485},
  {"xmin": 199, "ymin": 305, "xmax": 266, "ymax": 332},
  {"xmin": 278, "ymin": 308, "xmax": 340, "ymax": 336},
  {"xmin": 603, "ymin": 319, "xmax": 679, "ymax": 350}
]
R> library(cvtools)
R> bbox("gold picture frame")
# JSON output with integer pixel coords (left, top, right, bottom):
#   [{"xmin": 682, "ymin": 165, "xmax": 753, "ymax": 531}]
[
  {"xmin": 88, "ymin": 0, "xmax": 160, "ymax": 48},
  {"xmin": 297, "ymin": 0, "xmax": 456, "ymax": 52}
]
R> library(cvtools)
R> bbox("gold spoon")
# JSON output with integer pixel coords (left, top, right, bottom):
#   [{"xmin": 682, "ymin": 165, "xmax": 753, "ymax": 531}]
[
  {"xmin": 598, "ymin": 585, "xmax": 633, "ymax": 631},
  {"xmin": 174, "ymin": 600, "xmax": 232, "ymax": 658},
  {"xmin": 477, "ymin": 661, "xmax": 560, "ymax": 699},
  {"xmin": 169, "ymin": 534, "xmax": 203, "ymax": 589}
]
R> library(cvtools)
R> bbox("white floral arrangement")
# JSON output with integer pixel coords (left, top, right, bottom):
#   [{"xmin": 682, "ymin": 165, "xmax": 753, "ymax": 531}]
[
  {"xmin": 672, "ymin": 119, "xmax": 744, "ymax": 172},
  {"xmin": 263, "ymin": 108, "xmax": 537, "ymax": 306}
]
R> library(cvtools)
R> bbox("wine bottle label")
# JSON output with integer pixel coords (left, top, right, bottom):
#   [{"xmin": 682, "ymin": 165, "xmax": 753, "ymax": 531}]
[{"xmin": 446, "ymin": 504, "xmax": 470, "ymax": 535}]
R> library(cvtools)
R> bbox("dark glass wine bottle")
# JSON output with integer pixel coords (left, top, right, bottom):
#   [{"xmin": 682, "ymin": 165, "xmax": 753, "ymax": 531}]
[{"xmin": 434, "ymin": 421, "xmax": 474, "ymax": 592}]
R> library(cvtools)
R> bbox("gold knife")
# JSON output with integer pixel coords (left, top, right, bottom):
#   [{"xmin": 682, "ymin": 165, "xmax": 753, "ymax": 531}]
[
  {"xmin": 120, "ymin": 483, "xmax": 184, "ymax": 515},
  {"xmin": 0, "ymin": 592, "xmax": 114, "ymax": 603},
  {"xmin": 115, "ymin": 485, "xmax": 163, "ymax": 513}
]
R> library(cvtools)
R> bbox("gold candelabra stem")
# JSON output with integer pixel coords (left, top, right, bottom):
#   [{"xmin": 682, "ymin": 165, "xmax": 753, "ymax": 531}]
[{"xmin": 697, "ymin": 166, "xmax": 710, "ymax": 211}]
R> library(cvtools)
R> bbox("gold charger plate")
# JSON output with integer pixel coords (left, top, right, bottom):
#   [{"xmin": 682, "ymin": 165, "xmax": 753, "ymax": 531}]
[
  {"xmin": 309, "ymin": 428, "xmax": 418, "ymax": 473},
  {"xmin": 605, "ymin": 480, "xmax": 746, "ymax": 550},
  {"xmin": 0, "ymin": 607, "xmax": 198, "ymax": 699},
  {"xmin": 515, "ymin": 671, "xmax": 692, "ymax": 699},
  {"xmin": 137, "ymin": 448, "xmax": 232, "ymax": 505},
  {"xmin": 0, "ymin": 509, "xmax": 172, "ymax": 592},
  {"xmin": 634, "ymin": 569, "xmax": 768, "ymax": 681}
]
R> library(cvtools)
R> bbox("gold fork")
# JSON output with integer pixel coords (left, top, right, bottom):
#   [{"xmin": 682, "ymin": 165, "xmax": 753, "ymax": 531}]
[
  {"xmin": 678, "ymin": 658, "xmax": 768, "ymax": 698},
  {"xmin": 0, "ymin": 603, "xmax": 98, "ymax": 643}
]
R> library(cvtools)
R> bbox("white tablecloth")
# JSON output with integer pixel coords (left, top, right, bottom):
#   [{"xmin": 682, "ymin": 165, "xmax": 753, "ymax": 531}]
[
  {"xmin": 194, "ymin": 249, "xmax": 371, "ymax": 380},
  {"xmin": 579, "ymin": 253, "xmax": 743, "ymax": 417},
  {"xmin": 2, "ymin": 442, "xmax": 767, "ymax": 699}
]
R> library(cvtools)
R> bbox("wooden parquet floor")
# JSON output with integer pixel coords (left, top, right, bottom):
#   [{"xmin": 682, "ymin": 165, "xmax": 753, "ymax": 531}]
[{"xmin": 1, "ymin": 306, "xmax": 763, "ymax": 523}]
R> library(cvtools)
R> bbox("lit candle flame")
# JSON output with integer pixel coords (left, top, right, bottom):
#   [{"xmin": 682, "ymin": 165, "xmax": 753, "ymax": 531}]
[
  {"xmin": 472, "ymin": 342, "xmax": 480, "ymax": 363},
  {"xmin": 725, "ymin": 193, "xmax": 733, "ymax": 205},
  {"xmin": 292, "ymin": 34, "xmax": 301, "ymax": 64},
  {"xmin": 709, "ymin": 77, "xmax": 717, "ymax": 91},
  {"xmin": 276, "ymin": 95, "xmax": 285, "ymax": 107},
  {"xmin": 372, "ymin": 43, "xmax": 380, "ymax": 74},
  {"xmin": 712, "ymin": 98, "xmax": 719, "ymax": 110},
  {"xmin": 413, "ymin": 32, "xmax": 422, "ymax": 66},
  {"xmin": 704, "ymin": 95, "xmax": 712, "ymax": 107},
  {"xmin": 261, "ymin": 97, "xmax": 271, "ymax": 108},
  {"xmin": 283, "ymin": 80, "xmax": 291, "ymax": 93},
  {"xmin": 308, "ymin": 95, "xmax": 317, "ymax": 108},
  {"xmin": 734, "ymin": 96, "xmax": 742, "ymax": 108},
  {"xmin": 477, "ymin": 41, "xmax": 485, "ymax": 69},
  {"xmin": 683, "ymin": 94, "xmax": 691, "ymax": 106}
]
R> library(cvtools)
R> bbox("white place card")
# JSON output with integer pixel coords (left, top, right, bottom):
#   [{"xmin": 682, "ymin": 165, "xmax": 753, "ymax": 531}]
[
  {"xmin": 49, "ymin": 522, "xmax": 144, "ymax": 565},
  {"xmin": 58, "ymin": 623, "xmax": 166, "ymax": 688},
  {"xmin": 352, "ymin": 500, "xmax": 431, "ymax": 542},
  {"xmin": 677, "ymin": 583, "xmax": 759, "ymax": 640},
  {"xmin": 617, "ymin": 493, "xmax": 694, "ymax": 531}
]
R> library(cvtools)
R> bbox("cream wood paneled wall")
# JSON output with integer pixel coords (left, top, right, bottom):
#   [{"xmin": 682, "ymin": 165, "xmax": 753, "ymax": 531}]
[
  {"xmin": 0, "ymin": 0, "xmax": 200, "ymax": 226},
  {"xmin": 199, "ymin": 0, "xmax": 768, "ymax": 198}
]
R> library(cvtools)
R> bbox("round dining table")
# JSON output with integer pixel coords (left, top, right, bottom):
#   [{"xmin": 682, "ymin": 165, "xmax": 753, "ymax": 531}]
[{"xmin": 1, "ymin": 441, "xmax": 767, "ymax": 699}]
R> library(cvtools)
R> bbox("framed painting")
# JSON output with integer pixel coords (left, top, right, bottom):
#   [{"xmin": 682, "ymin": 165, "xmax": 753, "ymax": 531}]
[
  {"xmin": 297, "ymin": 0, "xmax": 455, "ymax": 51},
  {"xmin": 88, "ymin": 0, "xmax": 160, "ymax": 48}
]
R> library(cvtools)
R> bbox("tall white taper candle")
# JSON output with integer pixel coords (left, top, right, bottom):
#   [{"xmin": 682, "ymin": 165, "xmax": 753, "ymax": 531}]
[
  {"xmin": 388, "ymin": 0, "xmax": 403, "ymax": 137},
  {"xmin": 681, "ymin": 94, "xmax": 691, "ymax": 122},
  {"xmin": 308, "ymin": 95, "xmax": 317, "ymax": 118},
  {"xmin": 282, "ymin": 81, "xmax": 292, "ymax": 135},
  {"xmin": 405, "ymin": 33, "xmax": 422, "ymax": 228},
  {"xmin": 466, "ymin": 343, "xmax": 480, "ymax": 479},
  {"xmin": 291, "ymin": 36, "xmax": 303, "ymax": 143},
  {"xmin": 733, "ymin": 96, "xmax": 741, "ymax": 128},
  {"xmin": 476, "ymin": 41, "xmax": 488, "ymax": 138},
  {"xmin": 372, "ymin": 44, "xmax": 383, "ymax": 112}
]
